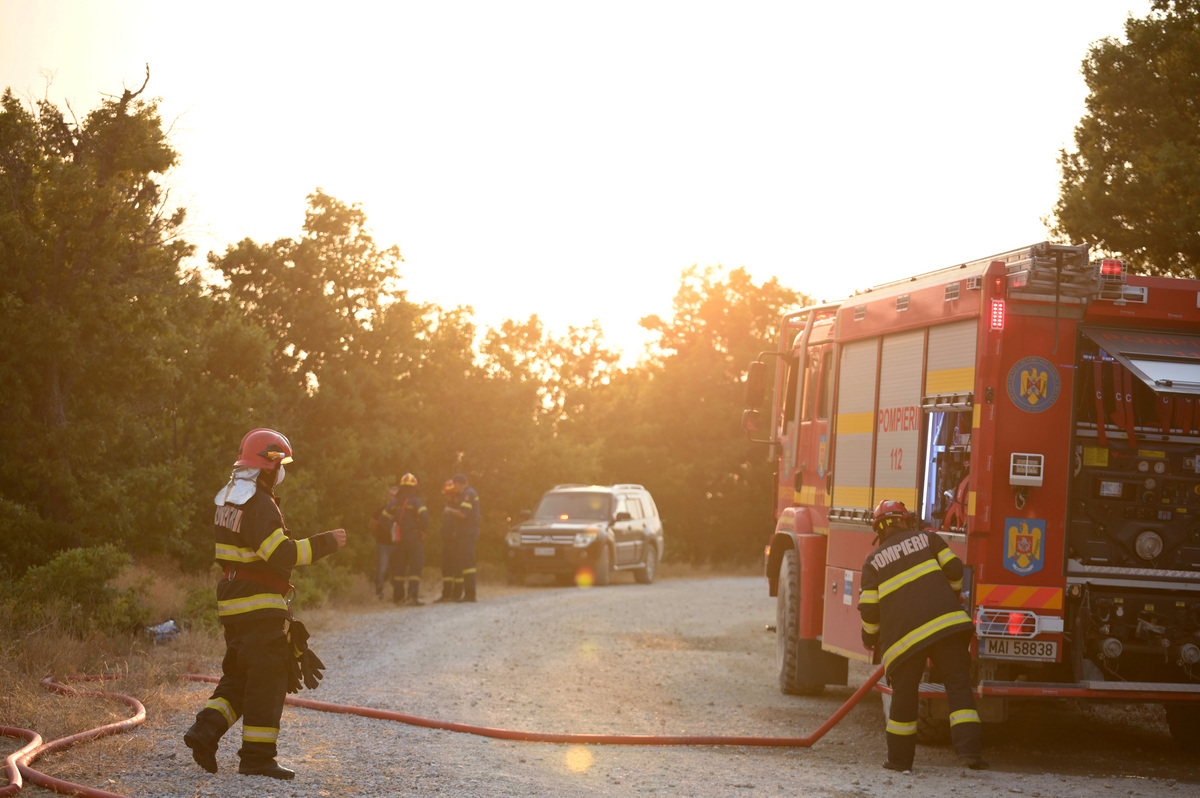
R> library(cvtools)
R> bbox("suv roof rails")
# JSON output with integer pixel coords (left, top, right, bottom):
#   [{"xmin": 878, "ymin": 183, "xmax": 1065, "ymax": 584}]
[{"xmin": 549, "ymin": 483, "xmax": 646, "ymax": 491}]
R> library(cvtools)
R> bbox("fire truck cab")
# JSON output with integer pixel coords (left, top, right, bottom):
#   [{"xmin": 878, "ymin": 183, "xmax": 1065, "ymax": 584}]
[{"xmin": 742, "ymin": 242, "xmax": 1200, "ymax": 746}]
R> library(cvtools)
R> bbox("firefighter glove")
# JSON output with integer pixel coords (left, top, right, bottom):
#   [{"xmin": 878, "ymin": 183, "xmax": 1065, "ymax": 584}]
[
  {"xmin": 286, "ymin": 654, "xmax": 303, "ymax": 694},
  {"xmin": 300, "ymin": 648, "xmax": 326, "ymax": 689},
  {"xmin": 287, "ymin": 620, "xmax": 326, "ymax": 691}
]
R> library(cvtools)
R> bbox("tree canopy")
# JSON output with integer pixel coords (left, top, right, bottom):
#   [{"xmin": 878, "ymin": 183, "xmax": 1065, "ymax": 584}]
[
  {"xmin": 1052, "ymin": 0, "xmax": 1200, "ymax": 276},
  {"xmin": 0, "ymin": 79, "xmax": 806, "ymax": 581}
]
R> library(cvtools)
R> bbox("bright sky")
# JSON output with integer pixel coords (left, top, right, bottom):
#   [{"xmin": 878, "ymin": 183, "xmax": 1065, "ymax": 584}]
[{"xmin": 1, "ymin": 0, "xmax": 1152, "ymax": 360}]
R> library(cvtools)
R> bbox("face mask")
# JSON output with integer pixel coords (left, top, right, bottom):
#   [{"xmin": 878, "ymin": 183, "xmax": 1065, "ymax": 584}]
[{"xmin": 275, "ymin": 465, "xmax": 286, "ymax": 486}]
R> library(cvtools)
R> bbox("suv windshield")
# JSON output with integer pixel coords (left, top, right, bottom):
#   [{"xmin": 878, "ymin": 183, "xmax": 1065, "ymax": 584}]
[{"xmin": 534, "ymin": 491, "xmax": 612, "ymax": 521}]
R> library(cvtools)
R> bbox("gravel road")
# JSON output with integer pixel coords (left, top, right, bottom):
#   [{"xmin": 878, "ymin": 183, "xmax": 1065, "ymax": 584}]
[{"xmin": 57, "ymin": 577, "xmax": 1200, "ymax": 797}]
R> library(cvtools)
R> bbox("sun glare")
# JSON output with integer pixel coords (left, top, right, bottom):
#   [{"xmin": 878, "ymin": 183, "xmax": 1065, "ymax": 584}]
[
  {"xmin": 577, "ymin": 639, "xmax": 599, "ymax": 662},
  {"xmin": 564, "ymin": 746, "xmax": 593, "ymax": 774}
]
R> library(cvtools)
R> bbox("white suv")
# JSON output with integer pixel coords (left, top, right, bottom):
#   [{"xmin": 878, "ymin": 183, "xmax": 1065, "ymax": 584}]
[{"xmin": 504, "ymin": 484, "xmax": 665, "ymax": 586}]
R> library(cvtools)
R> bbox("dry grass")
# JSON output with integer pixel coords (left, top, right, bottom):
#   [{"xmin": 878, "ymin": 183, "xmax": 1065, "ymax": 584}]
[
  {"xmin": 656, "ymin": 559, "xmax": 762, "ymax": 579},
  {"xmin": 113, "ymin": 554, "xmax": 214, "ymax": 625},
  {"xmin": 0, "ymin": 624, "xmax": 225, "ymax": 786}
]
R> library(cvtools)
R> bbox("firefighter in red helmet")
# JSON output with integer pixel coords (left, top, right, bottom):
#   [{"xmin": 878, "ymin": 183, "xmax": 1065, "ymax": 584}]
[
  {"xmin": 390, "ymin": 472, "xmax": 430, "ymax": 605},
  {"xmin": 858, "ymin": 499, "xmax": 987, "ymax": 772},
  {"xmin": 435, "ymin": 479, "xmax": 462, "ymax": 602},
  {"xmin": 184, "ymin": 428, "xmax": 347, "ymax": 780},
  {"xmin": 445, "ymin": 473, "xmax": 481, "ymax": 602}
]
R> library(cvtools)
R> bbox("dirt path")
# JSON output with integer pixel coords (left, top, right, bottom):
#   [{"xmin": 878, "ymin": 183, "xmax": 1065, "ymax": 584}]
[{"xmin": 76, "ymin": 576, "xmax": 1200, "ymax": 796}]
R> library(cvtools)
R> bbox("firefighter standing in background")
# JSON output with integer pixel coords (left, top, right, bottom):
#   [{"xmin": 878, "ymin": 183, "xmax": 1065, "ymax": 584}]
[
  {"xmin": 435, "ymin": 479, "xmax": 462, "ymax": 602},
  {"xmin": 445, "ymin": 473, "xmax": 481, "ymax": 602},
  {"xmin": 184, "ymin": 428, "xmax": 346, "ymax": 780},
  {"xmin": 390, "ymin": 473, "xmax": 430, "ymax": 606},
  {"xmin": 371, "ymin": 483, "xmax": 402, "ymax": 600},
  {"xmin": 858, "ymin": 499, "xmax": 987, "ymax": 772}
]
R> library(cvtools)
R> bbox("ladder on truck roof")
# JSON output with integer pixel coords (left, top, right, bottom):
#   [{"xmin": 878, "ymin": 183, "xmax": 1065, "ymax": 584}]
[{"xmin": 858, "ymin": 241, "xmax": 1093, "ymax": 302}]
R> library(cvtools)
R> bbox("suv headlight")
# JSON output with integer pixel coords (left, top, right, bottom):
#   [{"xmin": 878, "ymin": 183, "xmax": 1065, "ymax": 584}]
[
  {"xmin": 574, "ymin": 526, "xmax": 602, "ymax": 548},
  {"xmin": 505, "ymin": 530, "xmax": 522, "ymax": 547}
]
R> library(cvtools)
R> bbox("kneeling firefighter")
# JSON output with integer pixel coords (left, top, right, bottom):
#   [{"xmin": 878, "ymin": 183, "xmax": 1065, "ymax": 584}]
[
  {"xmin": 390, "ymin": 472, "xmax": 430, "ymax": 605},
  {"xmin": 184, "ymin": 428, "xmax": 347, "ymax": 780},
  {"xmin": 857, "ymin": 499, "xmax": 987, "ymax": 772}
]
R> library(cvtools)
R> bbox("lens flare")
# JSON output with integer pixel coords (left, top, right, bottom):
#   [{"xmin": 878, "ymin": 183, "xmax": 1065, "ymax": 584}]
[
  {"xmin": 574, "ymin": 567, "xmax": 595, "ymax": 588},
  {"xmin": 565, "ymin": 745, "xmax": 593, "ymax": 773}
]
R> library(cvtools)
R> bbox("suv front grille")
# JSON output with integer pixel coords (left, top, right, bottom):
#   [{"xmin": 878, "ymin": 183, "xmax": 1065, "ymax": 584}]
[{"xmin": 519, "ymin": 533, "xmax": 576, "ymax": 545}]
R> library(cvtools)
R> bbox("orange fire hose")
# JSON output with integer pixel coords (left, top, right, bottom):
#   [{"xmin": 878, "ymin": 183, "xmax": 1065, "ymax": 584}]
[
  {"xmin": 0, "ymin": 727, "xmax": 40, "ymax": 798},
  {"xmin": 11, "ymin": 676, "xmax": 146, "ymax": 798},
  {"xmin": 3, "ymin": 666, "xmax": 885, "ymax": 797}
]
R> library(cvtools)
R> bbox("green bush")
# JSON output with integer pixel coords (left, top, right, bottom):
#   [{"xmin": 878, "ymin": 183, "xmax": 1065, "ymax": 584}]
[
  {"xmin": 292, "ymin": 558, "xmax": 355, "ymax": 611},
  {"xmin": 182, "ymin": 582, "xmax": 221, "ymax": 633},
  {"xmin": 16, "ymin": 544, "xmax": 151, "ymax": 636}
]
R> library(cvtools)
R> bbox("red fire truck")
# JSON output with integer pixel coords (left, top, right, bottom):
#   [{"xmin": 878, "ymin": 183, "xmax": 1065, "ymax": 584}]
[{"xmin": 741, "ymin": 241, "xmax": 1200, "ymax": 746}]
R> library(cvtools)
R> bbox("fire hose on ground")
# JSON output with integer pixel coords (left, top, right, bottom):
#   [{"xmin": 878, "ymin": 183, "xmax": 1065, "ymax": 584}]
[{"xmin": 2, "ymin": 665, "xmax": 885, "ymax": 797}]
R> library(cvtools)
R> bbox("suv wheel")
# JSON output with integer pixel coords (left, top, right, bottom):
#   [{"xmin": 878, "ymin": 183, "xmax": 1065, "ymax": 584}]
[{"xmin": 634, "ymin": 543, "xmax": 657, "ymax": 584}]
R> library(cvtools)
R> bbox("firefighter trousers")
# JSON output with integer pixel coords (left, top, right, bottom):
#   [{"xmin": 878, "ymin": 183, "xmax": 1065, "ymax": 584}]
[
  {"xmin": 439, "ymin": 527, "xmax": 459, "ymax": 599},
  {"xmin": 391, "ymin": 530, "xmax": 425, "ymax": 602},
  {"xmin": 457, "ymin": 526, "xmax": 479, "ymax": 600},
  {"xmin": 885, "ymin": 630, "xmax": 981, "ymax": 768},
  {"xmin": 191, "ymin": 617, "xmax": 289, "ymax": 768}
]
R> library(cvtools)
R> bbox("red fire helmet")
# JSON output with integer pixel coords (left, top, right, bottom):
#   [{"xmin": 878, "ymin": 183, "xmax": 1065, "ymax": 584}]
[{"xmin": 234, "ymin": 428, "xmax": 293, "ymax": 470}]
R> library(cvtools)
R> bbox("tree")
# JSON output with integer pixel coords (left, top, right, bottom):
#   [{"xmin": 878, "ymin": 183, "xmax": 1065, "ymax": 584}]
[
  {"xmin": 1052, "ymin": 0, "xmax": 1200, "ymax": 276},
  {"xmin": 0, "ymin": 74, "xmax": 215, "ymax": 575},
  {"xmin": 579, "ymin": 266, "xmax": 807, "ymax": 563}
]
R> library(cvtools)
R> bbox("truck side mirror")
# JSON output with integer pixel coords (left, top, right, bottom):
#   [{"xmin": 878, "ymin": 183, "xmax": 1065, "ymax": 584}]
[
  {"xmin": 743, "ymin": 361, "xmax": 767, "ymax": 409},
  {"xmin": 742, "ymin": 409, "xmax": 763, "ymax": 434}
]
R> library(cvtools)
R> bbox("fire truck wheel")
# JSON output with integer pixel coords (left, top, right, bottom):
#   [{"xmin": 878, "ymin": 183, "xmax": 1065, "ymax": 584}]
[
  {"xmin": 1164, "ymin": 702, "xmax": 1200, "ymax": 750},
  {"xmin": 634, "ymin": 543, "xmax": 657, "ymax": 584},
  {"xmin": 776, "ymin": 549, "xmax": 825, "ymax": 697},
  {"xmin": 917, "ymin": 697, "xmax": 951, "ymax": 745},
  {"xmin": 594, "ymin": 544, "xmax": 611, "ymax": 587}
]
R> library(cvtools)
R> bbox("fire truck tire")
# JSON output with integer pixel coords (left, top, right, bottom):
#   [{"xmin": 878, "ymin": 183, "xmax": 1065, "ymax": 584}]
[
  {"xmin": 634, "ymin": 543, "xmax": 657, "ymax": 584},
  {"xmin": 777, "ymin": 549, "xmax": 825, "ymax": 697},
  {"xmin": 917, "ymin": 698, "xmax": 951, "ymax": 745},
  {"xmin": 594, "ymin": 545, "xmax": 611, "ymax": 587},
  {"xmin": 1164, "ymin": 703, "xmax": 1200, "ymax": 750}
]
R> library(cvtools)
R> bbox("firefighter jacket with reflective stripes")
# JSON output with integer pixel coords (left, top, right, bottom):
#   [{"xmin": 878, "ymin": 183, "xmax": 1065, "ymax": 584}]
[
  {"xmin": 392, "ymin": 496, "xmax": 429, "ymax": 541},
  {"xmin": 458, "ymin": 486, "xmax": 481, "ymax": 532},
  {"xmin": 213, "ymin": 490, "xmax": 340, "ymax": 623},
  {"xmin": 858, "ymin": 526, "xmax": 972, "ymax": 674}
]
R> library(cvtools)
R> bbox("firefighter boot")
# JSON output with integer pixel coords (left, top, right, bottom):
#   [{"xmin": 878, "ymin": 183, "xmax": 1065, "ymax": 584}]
[
  {"xmin": 392, "ymin": 576, "xmax": 405, "ymax": 605},
  {"xmin": 183, "ymin": 709, "xmax": 226, "ymax": 774},
  {"xmin": 451, "ymin": 577, "xmax": 464, "ymax": 601},
  {"xmin": 435, "ymin": 576, "xmax": 454, "ymax": 602},
  {"xmin": 406, "ymin": 576, "xmax": 424, "ymax": 606},
  {"xmin": 238, "ymin": 738, "xmax": 295, "ymax": 780},
  {"xmin": 459, "ymin": 570, "xmax": 477, "ymax": 602},
  {"xmin": 238, "ymin": 761, "xmax": 296, "ymax": 780}
]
